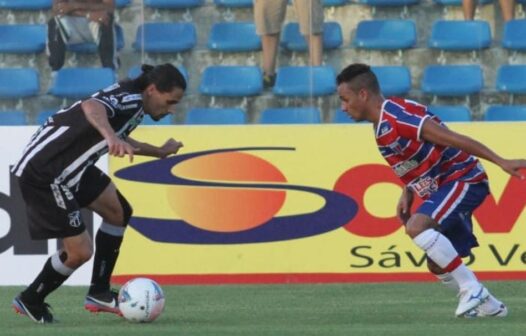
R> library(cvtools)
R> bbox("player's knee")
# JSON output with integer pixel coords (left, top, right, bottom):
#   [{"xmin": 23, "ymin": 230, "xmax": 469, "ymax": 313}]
[
  {"xmin": 116, "ymin": 190, "xmax": 133, "ymax": 225},
  {"xmin": 66, "ymin": 246, "xmax": 93, "ymax": 268},
  {"xmin": 405, "ymin": 219, "xmax": 424, "ymax": 238},
  {"xmin": 426, "ymin": 259, "xmax": 444, "ymax": 274}
]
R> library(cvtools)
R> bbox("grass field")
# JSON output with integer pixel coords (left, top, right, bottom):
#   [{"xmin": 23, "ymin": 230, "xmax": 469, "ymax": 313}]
[{"xmin": 1, "ymin": 281, "xmax": 525, "ymax": 336}]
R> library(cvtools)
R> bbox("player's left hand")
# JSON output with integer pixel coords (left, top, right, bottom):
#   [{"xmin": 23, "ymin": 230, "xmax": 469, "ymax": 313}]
[{"xmin": 159, "ymin": 138, "xmax": 183, "ymax": 158}]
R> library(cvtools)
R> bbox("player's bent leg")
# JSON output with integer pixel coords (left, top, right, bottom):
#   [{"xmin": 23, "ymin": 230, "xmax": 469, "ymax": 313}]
[{"xmin": 84, "ymin": 183, "xmax": 131, "ymax": 316}]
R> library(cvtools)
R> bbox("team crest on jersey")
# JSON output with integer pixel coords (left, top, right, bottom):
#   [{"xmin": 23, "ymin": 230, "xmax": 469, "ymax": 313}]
[
  {"xmin": 68, "ymin": 210, "xmax": 82, "ymax": 228},
  {"xmin": 411, "ymin": 177, "xmax": 438, "ymax": 198}
]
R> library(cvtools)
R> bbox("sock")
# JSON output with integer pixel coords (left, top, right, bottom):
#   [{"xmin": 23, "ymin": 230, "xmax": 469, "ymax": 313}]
[
  {"xmin": 414, "ymin": 229, "xmax": 478, "ymax": 290},
  {"xmin": 21, "ymin": 251, "xmax": 74, "ymax": 304},
  {"xmin": 435, "ymin": 272, "xmax": 460, "ymax": 292},
  {"xmin": 89, "ymin": 222, "xmax": 125, "ymax": 294}
]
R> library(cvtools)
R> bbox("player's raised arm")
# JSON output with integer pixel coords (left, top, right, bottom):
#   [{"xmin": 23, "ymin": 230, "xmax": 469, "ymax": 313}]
[
  {"xmin": 420, "ymin": 118, "xmax": 526, "ymax": 179},
  {"xmin": 81, "ymin": 99, "xmax": 136, "ymax": 162}
]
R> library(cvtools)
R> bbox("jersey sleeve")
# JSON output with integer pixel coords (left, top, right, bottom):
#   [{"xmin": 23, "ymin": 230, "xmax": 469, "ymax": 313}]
[
  {"xmin": 393, "ymin": 110, "xmax": 429, "ymax": 142},
  {"xmin": 91, "ymin": 84, "xmax": 143, "ymax": 119}
]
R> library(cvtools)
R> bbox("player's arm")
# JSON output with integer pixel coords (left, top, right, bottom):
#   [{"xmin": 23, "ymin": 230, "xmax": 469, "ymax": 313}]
[
  {"xmin": 126, "ymin": 137, "xmax": 183, "ymax": 159},
  {"xmin": 81, "ymin": 99, "xmax": 136, "ymax": 162},
  {"xmin": 421, "ymin": 118, "xmax": 526, "ymax": 178}
]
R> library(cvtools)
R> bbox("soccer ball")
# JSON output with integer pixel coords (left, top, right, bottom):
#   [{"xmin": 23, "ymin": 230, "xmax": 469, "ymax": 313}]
[{"xmin": 118, "ymin": 277, "xmax": 165, "ymax": 323}]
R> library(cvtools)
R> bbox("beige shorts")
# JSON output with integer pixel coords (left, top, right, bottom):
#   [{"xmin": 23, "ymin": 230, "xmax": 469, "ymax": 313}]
[{"xmin": 254, "ymin": 0, "xmax": 323, "ymax": 35}]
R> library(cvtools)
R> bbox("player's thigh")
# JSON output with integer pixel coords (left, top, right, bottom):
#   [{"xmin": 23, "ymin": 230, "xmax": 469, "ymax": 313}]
[
  {"xmin": 254, "ymin": 0, "xmax": 287, "ymax": 35},
  {"xmin": 87, "ymin": 182, "xmax": 127, "ymax": 226},
  {"xmin": 405, "ymin": 213, "xmax": 438, "ymax": 238}
]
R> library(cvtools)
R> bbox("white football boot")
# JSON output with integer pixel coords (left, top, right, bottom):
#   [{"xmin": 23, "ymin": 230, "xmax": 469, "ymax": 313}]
[
  {"xmin": 455, "ymin": 284, "xmax": 489, "ymax": 317},
  {"xmin": 464, "ymin": 294, "xmax": 508, "ymax": 318}
]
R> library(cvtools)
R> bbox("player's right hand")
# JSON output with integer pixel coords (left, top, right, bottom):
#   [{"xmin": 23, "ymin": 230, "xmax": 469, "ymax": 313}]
[{"xmin": 106, "ymin": 136, "xmax": 136, "ymax": 162}]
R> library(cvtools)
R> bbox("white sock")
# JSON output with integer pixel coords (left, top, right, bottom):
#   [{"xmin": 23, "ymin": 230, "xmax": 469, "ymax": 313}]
[
  {"xmin": 436, "ymin": 272, "xmax": 460, "ymax": 292},
  {"xmin": 413, "ymin": 229, "xmax": 478, "ymax": 290}
]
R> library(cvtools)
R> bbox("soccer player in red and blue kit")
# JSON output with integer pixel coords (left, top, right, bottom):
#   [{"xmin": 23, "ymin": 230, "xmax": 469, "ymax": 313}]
[{"xmin": 336, "ymin": 63, "xmax": 526, "ymax": 317}]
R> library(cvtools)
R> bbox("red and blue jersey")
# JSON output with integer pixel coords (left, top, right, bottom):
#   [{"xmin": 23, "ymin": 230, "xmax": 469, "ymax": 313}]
[{"xmin": 375, "ymin": 97, "xmax": 487, "ymax": 198}]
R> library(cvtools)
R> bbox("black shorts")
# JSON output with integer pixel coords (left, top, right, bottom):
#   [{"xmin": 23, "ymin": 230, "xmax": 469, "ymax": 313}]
[{"xmin": 18, "ymin": 165, "xmax": 111, "ymax": 240}]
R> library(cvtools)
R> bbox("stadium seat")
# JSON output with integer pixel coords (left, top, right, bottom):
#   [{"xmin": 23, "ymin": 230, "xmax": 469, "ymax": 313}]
[
  {"xmin": 0, "ymin": 68, "xmax": 39, "ymax": 98},
  {"xmin": 357, "ymin": 0, "xmax": 419, "ymax": 6},
  {"xmin": 353, "ymin": 20, "xmax": 416, "ymax": 50},
  {"xmin": 429, "ymin": 20, "xmax": 491, "ymax": 51},
  {"xmin": 0, "ymin": 0, "xmax": 51, "ymax": 10},
  {"xmin": 142, "ymin": 114, "xmax": 172, "ymax": 125},
  {"xmin": 133, "ymin": 23, "xmax": 197, "ymax": 53},
  {"xmin": 259, "ymin": 107, "xmax": 322, "ymax": 124},
  {"xmin": 199, "ymin": 66, "xmax": 262, "ymax": 97},
  {"xmin": 428, "ymin": 105, "xmax": 471, "ymax": 122},
  {"xmin": 214, "ymin": 0, "xmax": 253, "ymax": 7},
  {"xmin": 208, "ymin": 22, "xmax": 261, "ymax": 52},
  {"xmin": 323, "ymin": 0, "xmax": 348, "ymax": 5},
  {"xmin": 49, "ymin": 68, "xmax": 116, "ymax": 99},
  {"xmin": 127, "ymin": 64, "xmax": 189, "ymax": 83},
  {"xmin": 371, "ymin": 66, "xmax": 411, "ymax": 96},
  {"xmin": 281, "ymin": 22, "xmax": 343, "ymax": 51},
  {"xmin": 273, "ymin": 66, "xmax": 336, "ymax": 97},
  {"xmin": 502, "ymin": 20, "xmax": 526, "ymax": 51},
  {"xmin": 36, "ymin": 109, "xmax": 58, "ymax": 125},
  {"xmin": 185, "ymin": 108, "xmax": 247, "ymax": 124},
  {"xmin": 115, "ymin": 0, "xmax": 131, "ymax": 8},
  {"xmin": 0, "ymin": 111, "xmax": 27, "ymax": 125},
  {"xmin": 144, "ymin": 0, "xmax": 204, "ymax": 9},
  {"xmin": 68, "ymin": 24, "xmax": 125, "ymax": 53},
  {"xmin": 496, "ymin": 65, "xmax": 526, "ymax": 94},
  {"xmin": 421, "ymin": 65, "xmax": 483, "ymax": 97},
  {"xmin": 332, "ymin": 108, "xmax": 363, "ymax": 123},
  {"xmin": 0, "ymin": 24, "xmax": 46, "ymax": 54},
  {"xmin": 484, "ymin": 105, "xmax": 526, "ymax": 121}
]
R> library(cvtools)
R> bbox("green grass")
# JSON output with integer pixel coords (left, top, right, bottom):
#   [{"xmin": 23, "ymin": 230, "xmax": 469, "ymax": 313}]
[{"xmin": 1, "ymin": 281, "xmax": 526, "ymax": 336}]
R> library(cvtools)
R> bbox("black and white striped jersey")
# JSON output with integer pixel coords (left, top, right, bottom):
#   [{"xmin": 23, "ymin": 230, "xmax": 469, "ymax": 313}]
[{"xmin": 12, "ymin": 81, "xmax": 145, "ymax": 189}]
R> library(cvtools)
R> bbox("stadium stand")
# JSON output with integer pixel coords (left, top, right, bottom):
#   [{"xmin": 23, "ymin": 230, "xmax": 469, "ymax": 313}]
[
  {"xmin": 36, "ymin": 109, "xmax": 58, "ymax": 125},
  {"xmin": 144, "ymin": 0, "xmax": 205, "ymax": 9},
  {"xmin": 259, "ymin": 107, "xmax": 322, "ymax": 124},
  {"xmin": 208, "ymin": 22, "xmax": 261, "ymax": 52},
  {"xmin": 185, "ymin": 107, "xmax": 247, "ymax": 124},
  {"xmin": 496, "ymin": 65, "xmax": 526, "ymax": 94},
  {"xmin": 133, "ymin": 23, "xmax": 197, "ymax": 53},
  {"xmin": 281, "ymin": 22, "xmax": 343, "ymax": 51},
  {"xmin": 484, "ymin": 105, "xmax": 526, "ymax": 121},
  {"xmin": 68, "ymin": 24, "xmax": 125, "ymax": 54},
  {"xmin": 421, "ymin": 65, "xmax": 483, "ymax": 97},
  {"xmin": 502, "ymin": 19, "xmax": 526, "ymax": 51},
  {"xmin": 0, "ymin": 0, "xmax": 51, "ymax": 10},
  {"xmin": 0, "ymin": 24, "xmax": 46, "ymax": 53},
  {"xmin": 49, "ymin": 68, "xmax": 116, "ymax": 99},
  {"xmin": 0, "ymin": 68, "xmax": 39, "ymax": 98},
  {"xmin": 214, "ymin": 0, "xmax": 253, "ymax": 8},
  {"xmin": 428, "ymin": 105, "xmax": 471, "ymax": 122},
  {"xmin": 0, "ymin": 110, "xmax": 27, "ymax": 125},
  {"xmin": 371, "ymin": 66, "xmax": 412, "ymax": 96},
  {"xmin": 357, "ymin": 0, "xmax": 420, "ymax": 6},
  {"xmin": 353, "ymin": 19, "xmax": 417, "ymax": 50},
  {"xmin": 273, "ymin": 66, "xmax": 336, "ymax": 97},
  {"xmin": 199, "ymin": 66, "xmax": 263, "ymax": 97},
  {"xmin": 116, "ymin": 0, "xmax": 132, "ymax": 8},
  {"xmin": 428, "ymin": 20, "xmax": 492, "ymax": 51}
]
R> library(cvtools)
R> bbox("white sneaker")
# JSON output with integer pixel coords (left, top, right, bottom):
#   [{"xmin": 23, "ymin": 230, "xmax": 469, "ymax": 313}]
[
  {"xmin": 464, "ymin": 295, "xmax": 508, "ymax": 318},
  {"xmin": 455, "ymin": 284, "xmax": 489, "ymax": 317}
]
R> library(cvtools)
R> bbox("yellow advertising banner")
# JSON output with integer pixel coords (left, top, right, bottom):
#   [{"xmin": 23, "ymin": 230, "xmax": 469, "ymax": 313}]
[{"xmin": 112, "ymin": 123, "xmax": 526, "ymax": 284}]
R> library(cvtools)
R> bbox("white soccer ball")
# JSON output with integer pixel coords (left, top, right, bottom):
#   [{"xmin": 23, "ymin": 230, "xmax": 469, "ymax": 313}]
[{"xmin": 118, "ymin": 277, "xmax": 165, "ymax": 323}]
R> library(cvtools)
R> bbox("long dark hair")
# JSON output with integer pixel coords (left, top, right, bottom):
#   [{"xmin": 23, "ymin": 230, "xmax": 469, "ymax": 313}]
[{"xmin": 127, "ymin": 63, "xmax": 187, "ymax": 93}]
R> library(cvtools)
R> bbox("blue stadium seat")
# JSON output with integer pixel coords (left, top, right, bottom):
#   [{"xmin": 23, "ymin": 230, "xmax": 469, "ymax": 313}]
[
  {"xmin": 429, "ymin": 20, "xmax": 491, "ymax": 51},
  {"xmin": 133, "ymin": 23, "xmax": 197, "ymax": 53},
  {"xmin": 127, "ymin": 64, "xmax": 189, "ymax": 83},
  {"xmin": 37, "ymin": 109, "xmax": 58, "ymax": 125},
  {"xmin": 0, "ymin": 68, "xmax": 39, "ymax": 98},
  {"xmin": 273, "ymin": 66, "xmax": 336, "ymax": 97},
  {"xmin": 484, "ymin": 105, "xmax": 526, "ymax": 121},
  {"xmin": 0, "ymin": 24, "xmax": 46, "ymax": 53},
  {"xmin": 0, "ymin": 0, "xmax": 51, "ymax": 10},
  {"xmin": 496, "ymin": 65, "xmax": 526, "ymax": 94},
  {"xmin": 142, "ymin": 114, "xmax": 172, "ymax": 125},
  {"xmin": 281, "ymin": 22, "xmax": 343, "ymax": 51},
  {"xmin": 259, "ymin": 107, "xmax": 322, "ymax": 124},
  {"xmin": 353, "ymin": 20, "xmax": 416, "ymax": 50},
  {"xmin": 144, "ymin": 0, "xmax": 204, "ymax": 8},
  {"xmin": 0, "ymin": 111, "xmax": 27, "ymax": 125},
  {"xmin": 214, "ymin": 0, "xmax": 253, "ymax": 7},
  {"xmin": 428, "ymin": 105, "xmax": 471, "ymax": 122},
  {"xmin": 502, "ymin": 20, "xmax": 526, "ymax": 51},
  {"xmin": 433, "ymin": 0, "xmax": 492, "ymax": 5},
  {"xmin": 116, "ymin": 0, "xmax": 132, "ymax": 8},
  {"xmin": 421, "ymin": 65, "xmax": 483, "ymax": 97},
  {"xmin": 208, "ymin": 22, "xmax": 261, "ymax": 52},
  {"xmin": 323, "ymin": 0, "xmax": 348, "ymax": 5},
  {"xmin": 357, "ymin": 0, "xmax": 419, "ymax": 6},
  {"xmin": 68, "ymin": 24, "xmax": 125, "ymax": 53},
  {"xmin": 332, "ymin": 108, "xmax": 363, "ymax": 123},
  {"xmin": 199, "ymin": 66, "xmax": 262, "ymax": 97},
  {"xmin": 185, "ymin": 108, "xmax": 247, "ymax": 124},
  {"xmin": 49, "ymin": 68, "xmax": 116, "ymax": 99},
  {"xmin": 371, "ymin": 66, "xmax": 411, "ymax": 96}
]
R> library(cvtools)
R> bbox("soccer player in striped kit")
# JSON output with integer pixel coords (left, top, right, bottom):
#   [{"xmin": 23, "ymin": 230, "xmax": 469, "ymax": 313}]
[
  {"xmin": 11, "ymin": 64, "xmax": 186, "ymax": 323},
  {"xmin": 336, "ymin": 63, "xmax": 526, "ymax": 317}
]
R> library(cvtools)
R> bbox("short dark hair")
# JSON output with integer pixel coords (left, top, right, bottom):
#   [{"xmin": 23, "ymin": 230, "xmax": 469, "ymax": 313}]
[
  {"xmin": 336, "ymin": 63, "xmax": 380, "ymax": 94},
  {"xmin": 128, "ymin": 63, "xmax": 187, "ymax": 92}
]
